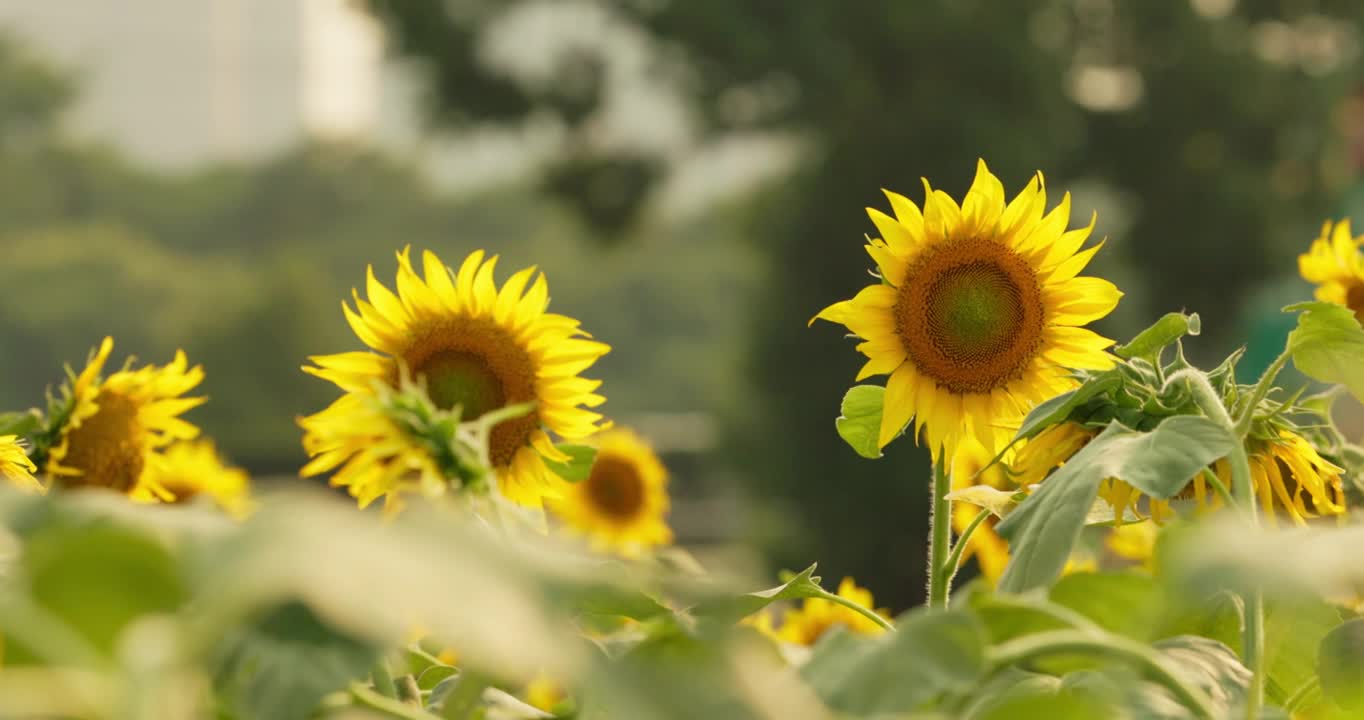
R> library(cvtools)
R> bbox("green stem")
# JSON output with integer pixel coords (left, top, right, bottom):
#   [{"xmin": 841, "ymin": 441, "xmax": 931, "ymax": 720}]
[
  {"xmin": 988, "ymin": 631, "xmax": 1217, "ymax": 720},
  {"xmin": 1282, "ymin": 675, "xmax": 1321, "ymax": 714},
  {"xmin": 1244, "ymin": 590, "xmax": 1265, "ymax": 720},
  {"xmin": 1234, "ymin": 348, "xmax": 1291, "ymax": 438},
  {"xmin": 371, "ymin": 659, "xmax": 399, "ymax": 699},
  {"xmin": 439, "ymin": 671, "xmax": 490, "ymax": 720},
  {"xmin": 814, "ymin": 587, "xmax": 894, "ymax": 632},
  {"xmin": 927, "ymin": 459, "xmax": 953, "ymax": 609},
  {"xmin": 349, "ymin": 683, "xmax": 443, "ymax": 720},
  {"xmin": 1199, "ymin": 467, "xmax": 1235, "ymax": 508},
  {"xmin": 940, "ymin": 509, "xmax": 990, "ymax": 584}
]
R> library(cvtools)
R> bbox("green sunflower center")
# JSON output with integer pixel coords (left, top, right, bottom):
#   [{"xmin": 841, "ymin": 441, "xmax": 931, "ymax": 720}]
[
  {"xmin": 422, "ymin": 351, "xmax": 507, "ymax": 419},
  {"xmin": 896, "ymin": 237, "xmax": 1045, "ymax": 394},
  {"xmin": 585, "ymin": 456, "xmax": 646, "ymax": 521}
]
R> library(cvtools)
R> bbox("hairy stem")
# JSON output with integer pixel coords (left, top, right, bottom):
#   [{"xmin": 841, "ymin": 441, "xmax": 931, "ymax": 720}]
[{"xmin": 927, "ymin": 459, "xmax": 953, "ymax": 609}]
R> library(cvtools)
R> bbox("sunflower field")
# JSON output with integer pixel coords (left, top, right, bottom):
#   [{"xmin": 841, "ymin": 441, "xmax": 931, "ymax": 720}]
[{"xmin": 3, "ymin": 160, "xmax": 1364, "ymax": 719}]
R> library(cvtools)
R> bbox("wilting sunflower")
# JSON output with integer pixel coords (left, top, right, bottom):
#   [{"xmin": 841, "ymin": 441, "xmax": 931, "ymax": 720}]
[
  {"xmin": 773, "ymin": 577, "xmax": 890, "ymax": 647},
  {"xmin": 1014, "ymin": 423, "xmax": 1346, "ymax": 526},
  {"xmin": 812, "ymin": 160, "xmax": 1120, "ymax": 459},
  {"xmin": 1299, "ymin": 219, "xmax": 1364, "ymax": 323},
  {"xmin": 549, "ymin": 429, "xmax": 672, "ymax": 555},
  {"xmin": 949, "ymin": 437, "xmax": 1014, "ymax": 582},
  {"xmin": 302, "ymin": 248, "xmax": 609, "ymax": 508},
  {"xmin": 47, "ymin": 338, "xmax": 205, "ymax": 497},
  {"xmin": 0, "ymin": 435, "xmax": 39, "ymax": 492},
  {"xmin": 137, "ymin": 440, "xmax": 252, "ymax": 518}
]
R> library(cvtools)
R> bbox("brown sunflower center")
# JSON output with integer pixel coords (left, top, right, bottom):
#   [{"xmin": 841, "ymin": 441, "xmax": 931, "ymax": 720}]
[
  {"xmin": 584, "ymin": 456, "xmax": 646, "ymax": 521},
  {"xmin": 895, "ymin": 237, "xmax": 1045, "ymax": 394},
  {"xmin": 403, "ymin": 318, "xmax": 539, "ymax": 467},
  {"xmin": 1346, "ymin": 282, "xmax": 1364, "ymax": 324},
  {"xmin": 57, "ymin": 390, "xmax": 146, "ymax": 493}
]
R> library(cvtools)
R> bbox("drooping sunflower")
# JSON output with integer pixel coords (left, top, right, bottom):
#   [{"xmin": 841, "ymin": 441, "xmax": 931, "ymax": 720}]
[
  {"xmin": 549, "ymin": 429, "xmax": 672, "ymax": 556},
  {"xmin": 812, "ymin": 160, "xmax": 1121, "ymax": 459},
  {"xmin": 47, "ymin": 338, "xmax": 205, "ymax": 497},
  {"xmin": 136, "ymin": 439, "xmax": 252, "ymax": 518},
  {"xmin": 302, "ymin": 248, "xmax": 609, "ymax": 509},
  {"xmin": 773, "ymin": 577, "xmax": 890, "ymax": 647},
  {"xmin": 1013, "ymin": 422, "xmax": 1346, "ymax": 526},
  {"xmin": 1299, "ymin": 219, "xmax": 1364, "ymax": 323},
  {"xmin": 949, "ymin": 436, "xmax": 1015, "ymax": 582},
  {"xmin": 0, "ymin": 435, "xmax": 39, "ymax": 492}
]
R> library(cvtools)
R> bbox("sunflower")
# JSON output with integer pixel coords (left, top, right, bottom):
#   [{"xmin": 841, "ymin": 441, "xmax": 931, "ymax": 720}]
[
  {"xmin": 773, "ymin": 578, "xmax": 890, "ymax": 647},
  {"xmin": 523, "ymin": 674, "xmax": 567, "ymax": 713},
  {"xmin": 1299, "ymin": 219, "xmax": 1364, "ymax": 323},
  {"xmin": 0, "ymin": 435, "xmax": 39, "ymax": 492},
  {"xmin": 47, "ymin": 338, "xmax": 205, "ymax": 497},
  {"xmin": 136, "ymin": 439, "xmax": 252, "ymax": 518},
  {"xmin": 1013, "ymin": 423, "xmax": 1346, "ymax": 526},
  {"xmin": 949, "ymin": 436, "xmax": 1014, "ymax": 582},
  {"xmin": 812, "ymin": 160, "xmax": 1121, "ymax": 460},
  {"xmin": 302, "ymin": 248, "xmax": 609, "ymax": 509},
  {"xmin": 549, "ymin": 429, "xmax": 672, "ymax": 556}
]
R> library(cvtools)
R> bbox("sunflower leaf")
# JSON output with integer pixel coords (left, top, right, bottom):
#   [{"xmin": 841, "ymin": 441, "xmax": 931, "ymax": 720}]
[
  {"xmin": 835, "ymin": 385, "xmax": 885, "ymax": 459},
  {"xmin": 1011, "ymin": 372, "xmax": 1122, "ymax": 445},
  {"xmin": 1115, "ymin": 311, "xmax": 1201, "ymax": 362},
  {"xmin": 689, "ymin": 564, "xmax": 822, "ymax": 627},
  {"xmin": 1285, "ymin": 302, "xmax": 1364, "ymax": 402},
  {"xmin": 542, "ymin": 444, "xmax": 597, "ymax": 483},
  {"xmin": 1317, "ymin": 618, "xmax": 1364, "ymax": 711}
]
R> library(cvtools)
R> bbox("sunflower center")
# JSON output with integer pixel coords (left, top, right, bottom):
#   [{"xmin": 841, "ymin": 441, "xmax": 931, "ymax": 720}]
[
  {"xmin": 404, "ymin": 318, "xmax": 539, "ymax": 467},
  {"xmin": 896, "ymin": 236, "xmax": 1045, "ymax": 394},
  {"xmin": 584, "ymin": 456, "xmax": 646, "ymax": 521},
  {"xmin": 1347, "ymin": 282, "xmax": 1364, "ymax": 324},
  {"xmin": 58, "ymin": 390, "xmax": 146, "ymax": 493}
]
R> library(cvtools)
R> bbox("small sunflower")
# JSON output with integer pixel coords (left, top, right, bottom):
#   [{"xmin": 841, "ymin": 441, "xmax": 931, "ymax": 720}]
[
  {"xmin": 949, "ymin": 437, "xmax": 1014, "ymax": 582},
  {"xmin": 812, "ymin": 160, "xmax": 1121, "ymax": 459},
  {"xmin": 137, "ymin": 440, "xmax": 252, "ymax": 518},
  {"xmin": 549, "ymin": 429, "xmax": 672, "ymax": 556},
  {"xmin": 302, "ymin": 248, "xmax": 609, "ymax": 509},
  {"xmin": 523, "ymin": 674, "xmax": 567, "ymax": 713},
  {"xmin": 1299, "ymin": 219, "xmax": 1364, "ymax": 323},
  {"xmin": 0, "ymin": 435, "xmax": 39, "ymax": 492},
  {"xmin": 774, "ymin": 578, "xmax": 890, "ymax": 647},
  {"xmin": 47, "ymin": 338, "xmax": 204, "ymax": 497},
  {"xmin": 1014, "ymin": 423, "xmax": 1346, "ymax": 526}
]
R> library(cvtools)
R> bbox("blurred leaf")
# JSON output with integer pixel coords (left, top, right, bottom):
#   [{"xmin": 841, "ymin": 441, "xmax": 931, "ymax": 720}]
[
  {"xmin": 945, "ymin": 486, "xmax": 1023, "ymax": 519},
  {"xmin": 1012, "ymin": 373, "xmax": 1121, "ymax": 445},
  {"xmin": 972, "ymin": 691, "xmax": 1114, "ymax": 720},
  {"xmin": 1286, "ymin": 302, "xmax": 1364, "ymax": 402},
  {"xmin": 1152, "ymin": 636, "xmax": 1249, "ymax": 713},
  {"xmin": 801, "ymin": 608, "xmax": 986, "ymax": 714},
  {"xmin": 1317, "ymin": 618, "xmax": 1364, "ymax": 712},
  {"xmin": 689, "ymin": 564, "xmax": 822, "ymax": 627},
  {"xmin": 834, "ymin": 385, "xmax": 885, "ymax": 459},
  {"xmin": 213, "ymin": 601, "xmax": 379, "ymax": 720},
  {"xmin": 543, "ymin": 444, "xmax": 597, "ymax": 483},
  {"xmin": 0, "ymin": 410, "xmax": 39, "ymax": 438},
  {"xmin": 998, "ymin": 417, "xmax": 1236, "ymax": 593},
  {"xmin": 1050, "ymin": 572, "xmax": 1163, "ymax": 642},
  {"xmin": 1262, "ymin": 599, "xmax": 1341, "ymax": 704},
  {"xmin": 563, "ymin": 583, "xmax": 673, "ymax": 622},
  {"xmin": 1115, "ymin": 312, "xmax": 1201, "ymax": 362}
]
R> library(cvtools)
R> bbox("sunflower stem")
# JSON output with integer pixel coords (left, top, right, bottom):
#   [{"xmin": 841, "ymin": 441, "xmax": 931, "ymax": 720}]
[
  {"xmin": 1234, "ymin": 348, "xmax": 1291, "ymax": 439},
  {"xmin": 940, "ymin": 509, "xmax": 989, "ymax": 584},
  {"xmin": 813, "ymin": 586, "xmax": 894, "ymax": 632},
  {"xmin": 927, "ymin": 458, "xmax": 953, "ymax": 609}
]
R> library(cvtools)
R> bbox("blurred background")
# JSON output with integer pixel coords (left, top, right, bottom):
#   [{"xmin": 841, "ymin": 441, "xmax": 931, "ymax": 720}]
[{"xmin": 1, "ymin": 0, "xmax": 1362, "ymax": 609}]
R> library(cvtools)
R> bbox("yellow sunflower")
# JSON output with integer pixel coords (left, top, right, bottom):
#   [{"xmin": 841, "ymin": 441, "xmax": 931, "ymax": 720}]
[
  {"xmin": 0, "ymin": 435, "xmax": 39, "ymax": 492},
  {"xmin": 1299, "ymin": 219, "xmax": 1364, "ymax": 323},
  {"xmin": 549, "ymin": 429, "xmax": 672, "ymax": 556},
  {"xmin": 775, "ymin": 578, "xmax": 890, "ymax": 647},
  {"xmin": 949, "ymin": 437, "xmax": 1014, "ymax": 583},
  {"xmin": 302, "ymin": 248, "xmax": 609, "ymax": 509},
  {"xmin": 47, "ymin": 338, "xmax": 205, "ymax": 497},
  {"xmin": 523, "ymin": 674, "xmax": 567, "ymax": 713},
  {"xmin": 1014, "ymin": 423, "xmax": 1346, "ymax": 526},
  {"xmin": 136, "ymin": 440, "xmax": 252, "ymax": 518},
  {"xmin": 812, "ymin": 160, "xmax": 1120, "ymax": 460}
]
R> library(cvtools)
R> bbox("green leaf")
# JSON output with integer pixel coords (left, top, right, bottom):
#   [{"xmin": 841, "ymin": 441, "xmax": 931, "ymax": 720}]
[
  {"xmin": 1012, "ymin": 372, "xmax": 1122, "ymax": 444},
  {"xmin": 689, "ymin": 564, "xmax": 823, "ymax": 627},
  {"xmin": 1115, "ymin": 312, "xmax": 1201, "ymax": 361},
  {"xmin": 542, "ymin": 444, "xmax": 597, "ymax": 482},
  {"xmin": 1050, "ymin": 572, "xmax": 1163, "ymax": 642},
  {"xmin": 1285, "ymin": 302, "xmax": 1364, "ymax": 401},
  {"xmin": 213, "ymin": 602, "xmax": 380, "ymax": 720},
  {"xmin": 835, "ymin": 385, "xmax": 885, "ymax": 459},
  {"xmin": 1151, "ymin": 635, "xmax": 1250, "ymax": 714},
  {"xmin": 801, "ymin": 607, "xmax": 987, "ymax": 714},
  {"xmin": 1317, "ymin": 618, "xmax": 1364, "ymax": 712},
  {"xmin": 0, "ymin": 410, "xmax": 40, "ymax": 438},
  {"xmin": 564, "ymin": 583, "xmax": 673, "ymax": 622},
  {"xmin": 997, "ymin": 417, "xmax": 1237, "ymax": 593}
]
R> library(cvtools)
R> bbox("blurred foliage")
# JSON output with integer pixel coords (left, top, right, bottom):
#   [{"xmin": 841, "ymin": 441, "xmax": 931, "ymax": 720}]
[{"xmin": 366, "ymin": 0, "xmax": 1364, "ymax": 607}]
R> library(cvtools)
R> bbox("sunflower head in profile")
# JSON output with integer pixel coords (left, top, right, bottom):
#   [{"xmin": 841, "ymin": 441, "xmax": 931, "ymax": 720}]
[
  {"xmin": 1299, "ymin": 220, "xmax": 1364, "ymax": 323},
  {"xmin": 549, "ymin": 429, "xmax": 672, "ymax": 556},
  {"xmin": 812, "ymin": 160, "xmax": 1121, "ymax": 460},
  {"xmin": 0, "ymin": 435, "xmax": 39, "ymax": 492},
  {"xmin": 45, "ymin": 337, "xmax": 205, "ymax": 497},
  {"xmin": 302, "ymin": 248, "xmax": 610, "ymax": 509},
  {"xmin": 136, "ymin": 439, "xmax": 252, "ymax": 518},
  {"xmin": 949, "ymin": 436, "xmax": 1015, "ymax": 583},
  {"xmin": 773, "ymin": 577, "xmax": 890, "ymax": 647}
]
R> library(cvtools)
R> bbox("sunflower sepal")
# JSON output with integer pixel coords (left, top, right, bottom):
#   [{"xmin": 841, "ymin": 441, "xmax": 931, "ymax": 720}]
[{"xmin": 1114, "ymin": 311, "xmax": 1201, "ymax": 363}]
